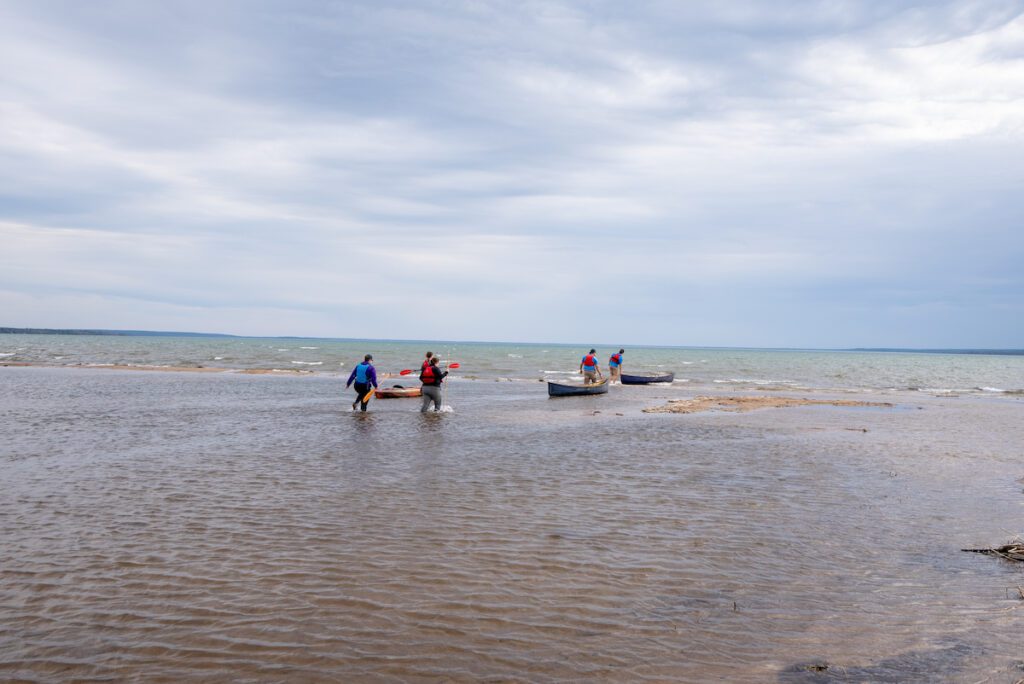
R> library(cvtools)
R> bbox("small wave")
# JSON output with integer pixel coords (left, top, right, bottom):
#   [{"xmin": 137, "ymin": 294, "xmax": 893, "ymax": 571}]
[
  {"xmin": 300, "ymin": 346, "xmax": 319, "ymax": 350},
  {"xmin": 542, "ymin": 370, "xmax": 575, "ymax": 375},
  {"xmin": 682, "ymin": 361, "xmax": 693, "ymax": 365},
  {"xmin": 214, "ymin": 356, "xmax": 224, "ymax": 360},
  {"xmin": 291, "ymin": 361, "xmax": 323, "ymax": 366},
  {"xmin": 0, "ymin": 352, "xmax": 15, "ymax": 357},
  {"xmin": 977, "ymin": 386, "xmax": 1006, "ymax": 393},
  {"xmin": 508, "ymin": 354, "xmax": 523, "ymax": 358},
  {"xmin": 672, "ymin": 378, "xmax": 690, "ymax": 383},
  {"xmin": 277, "ymin": 349, "xmax": 290, "ymax": 352}
]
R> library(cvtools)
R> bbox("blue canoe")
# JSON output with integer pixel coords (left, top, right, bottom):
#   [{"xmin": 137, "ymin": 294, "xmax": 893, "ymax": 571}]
[
  {"xmin": 547, "ymin": 378, "xmax": 610, "ymax": 397},
  {"xmin": 620, "ymin": 372, "xmax": 675, "ymax": 384}
]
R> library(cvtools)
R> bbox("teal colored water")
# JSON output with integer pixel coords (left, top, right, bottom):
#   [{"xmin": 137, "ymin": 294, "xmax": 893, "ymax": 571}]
[{"xmin": 2, "ymin": 333, "xmax": 1023, "ymax": 394}]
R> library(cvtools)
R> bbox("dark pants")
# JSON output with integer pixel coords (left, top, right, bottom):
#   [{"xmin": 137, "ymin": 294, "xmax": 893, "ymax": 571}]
[
  {"xmin": 353, "ymin": 382, "xmax": 371, "ymax": 411},
  {"xmin": 420, "ymin": 385, "xmax": 442, "ymax": 412}
]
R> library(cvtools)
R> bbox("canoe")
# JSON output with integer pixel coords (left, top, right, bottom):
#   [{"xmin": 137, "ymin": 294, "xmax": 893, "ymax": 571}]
[
  {"xmin": 374, "ymin": 385, "xmax": 422, "ymax": 399},
  {"xmin": 547, "ymin": 378, "xmax": 609, "ymax": 397},
  {"xmin": 620, "ymin": 372, "xmax": 675, "ymax": 384}
]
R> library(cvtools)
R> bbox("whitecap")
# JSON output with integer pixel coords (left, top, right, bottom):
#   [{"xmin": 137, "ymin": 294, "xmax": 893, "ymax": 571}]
[
  {"xmin": 300, "ymin": 346, "xmax": 319, "ymax": 350},
  {"xmin": 214, "ymin": 356, "xmax": 224, "ymax": 360},
  {"xmin": 291, "ymin": 361, "xmax": 323, "ymax": 366},
  {"xmin": 0, "ymin": 352, "xmax": 15, "ymax": 357},
  {"xmin": 977, "ymin": 387, "xmax": 1006, "ymax": 393},
  {"xmin": 508, "ymin": 354, "xmax": 523, "ymax": 358}
]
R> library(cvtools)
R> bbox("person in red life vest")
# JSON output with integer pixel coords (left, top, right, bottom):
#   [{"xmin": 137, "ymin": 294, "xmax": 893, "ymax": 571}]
[
  {"xmin": 608, "ymin": 348, "xmax": 624, "ymax": 384},
  {"xmin": 345, "ymin": 354, "xmax": 378, "ymax": 412},
  {"xmin": 421, "ymin": 351, "xmax": 433, "ymax": 373},
  {"xmin": 579, "ymin": 348, "xmax": 603, "ymax": 385},
  {"xmin": 419, "ymin": 356, "xmax": 449, "ymax": 412}
]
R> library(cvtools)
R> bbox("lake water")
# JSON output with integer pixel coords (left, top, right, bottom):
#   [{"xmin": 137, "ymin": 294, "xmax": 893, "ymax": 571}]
[{"xmin": 2, "ymin": 335, "xmax": 1023, "ymax": 681}]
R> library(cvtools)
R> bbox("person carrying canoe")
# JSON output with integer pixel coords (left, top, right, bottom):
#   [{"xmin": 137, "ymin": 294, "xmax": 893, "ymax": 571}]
[
  {"xmin": 609, "ymin": 348, "xmax": 624, "ymax": 384},
  {"xmin": 419, "ymin": 356, "xmax": 448, "ymax": 412},
  {"xmin": 346, "ymin": 354, "xmax": 378, "ymax": 412},
  {"xmin": 579, "ymin": 349, "xmax": 603, "ymax": 385}
]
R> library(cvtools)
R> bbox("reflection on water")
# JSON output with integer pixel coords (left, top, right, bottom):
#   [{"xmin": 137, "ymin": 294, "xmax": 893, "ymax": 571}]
[{"xmin": 1, "ymin": 367, "xmax": 1022, "ymax": 682}]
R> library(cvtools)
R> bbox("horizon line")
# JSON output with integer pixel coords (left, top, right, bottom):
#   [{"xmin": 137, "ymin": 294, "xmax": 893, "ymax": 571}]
[{"xmin": 2, "ymin": 326, "xmax": 1022, "ymax": 355}]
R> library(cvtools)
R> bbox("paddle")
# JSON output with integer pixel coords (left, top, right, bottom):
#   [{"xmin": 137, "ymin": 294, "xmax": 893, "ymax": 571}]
[{"xmin": 399, "ymin": 369, "xmax": 413, "ymax": 375}]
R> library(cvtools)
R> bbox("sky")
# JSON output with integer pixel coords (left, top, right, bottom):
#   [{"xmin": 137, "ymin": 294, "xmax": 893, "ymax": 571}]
[{"xmin": 1, "ymin": 1, "xmax": 1023, "ymax": 348}]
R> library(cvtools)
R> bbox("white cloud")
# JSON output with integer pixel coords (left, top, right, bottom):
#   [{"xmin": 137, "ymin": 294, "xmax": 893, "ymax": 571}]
[{"xmin": 1, "ymin": 1, "xmax": 1022, "ymax": 346}]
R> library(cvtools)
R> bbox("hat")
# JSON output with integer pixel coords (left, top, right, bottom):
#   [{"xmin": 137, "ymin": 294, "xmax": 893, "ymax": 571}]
[{"xmin": 365, "ymin": 354, "xmax": 373, "ymax": 361}]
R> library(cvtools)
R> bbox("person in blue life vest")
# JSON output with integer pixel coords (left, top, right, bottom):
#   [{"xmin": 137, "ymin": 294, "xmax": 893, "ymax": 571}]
[
  {"xmin": 419, "ymin": 356, "xmax": 448, "ymax": 412},
  {"xmin": 345, "ymin": 354, "xmax": 378, "ymax": 412},
  {"xmin": 609, "ymin": 348, "xmax": 624, "ymax": 384},
  {"xmin": 579, "ymin": 349, "xmax": 603, "ymax": 385}
]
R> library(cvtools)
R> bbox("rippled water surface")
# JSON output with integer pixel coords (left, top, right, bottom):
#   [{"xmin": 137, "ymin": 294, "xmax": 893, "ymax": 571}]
[{"xmin": 2, "ymin": 366, "xmax": 1023, "ymax": 682}]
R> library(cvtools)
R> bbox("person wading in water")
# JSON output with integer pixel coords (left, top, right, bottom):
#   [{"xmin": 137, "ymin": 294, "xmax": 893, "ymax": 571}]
[
  {"xmin": 609, "ymin": 349, "xmax": 624, "ymax": 384},
  {"xmin": 579, "ymin": 349, "xmax": 603, "ymax": 385},
  {"xmin": 419, "ymin": 356, "xmax": 448, "ymax": 412},
  {"xmin": 346, "ymin": 354, "xmax": 378, "ymax": 412}
]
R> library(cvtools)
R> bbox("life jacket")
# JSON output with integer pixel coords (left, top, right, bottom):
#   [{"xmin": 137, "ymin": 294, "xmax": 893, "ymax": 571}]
[
  {"xmin": 421, "ymin": 364, "xmax": 436, "ymax": 383},
  {"xmin": 582, "ymin": 354, "xmax": 597, "ymax": 370},
  {"xmin": 610, "ymin": 353, "xmax": 622, "ymax": 366},
  {"xmin": 355, "ymin": 362, "xmax": 371, "ymax": 383}
]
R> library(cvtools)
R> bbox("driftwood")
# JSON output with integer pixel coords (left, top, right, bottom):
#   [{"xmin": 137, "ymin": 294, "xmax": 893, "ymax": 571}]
[{"xmin": 962, "ymin": 542, "xmax": 1024, "ymax": 562}]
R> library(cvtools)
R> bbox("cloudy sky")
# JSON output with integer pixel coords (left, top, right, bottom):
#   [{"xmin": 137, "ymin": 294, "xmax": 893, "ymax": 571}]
[{"xmin": 2, "ymin": 1, "xmax": 1022, "ymax": 347}]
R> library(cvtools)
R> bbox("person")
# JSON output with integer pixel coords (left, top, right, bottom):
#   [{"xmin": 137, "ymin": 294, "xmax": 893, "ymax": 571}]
[
  {"xmin": 579, "ymin": 348, "xmax": 603, "ymax": 385},
  {"xmin": 421, "ymin": 351, "xmax": 433, "ymax": 373},
  {"xmin": 345, "ymin": 354, "xmax": 378, "ymax": 412},
  {"xmin": 419, "ymin": 356, "xmax": 448, "ymax": 412},
  {"xmin": 609, "ymin": 348, "xmax": 624, "ymax": 383}
]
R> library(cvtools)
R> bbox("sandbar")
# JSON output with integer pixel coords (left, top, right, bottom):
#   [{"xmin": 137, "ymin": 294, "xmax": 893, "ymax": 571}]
[{"xmin": 643, "ymin": 395, "xmax": 894, "ymax": 414}]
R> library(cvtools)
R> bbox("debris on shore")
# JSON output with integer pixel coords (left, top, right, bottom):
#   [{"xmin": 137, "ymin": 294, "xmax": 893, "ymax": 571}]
[{"xmin": 962, "ymin": 541, "xmax": 1024, "ymax": 562}]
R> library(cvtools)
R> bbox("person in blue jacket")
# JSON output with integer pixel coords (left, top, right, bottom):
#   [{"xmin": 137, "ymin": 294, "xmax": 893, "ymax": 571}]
[
  {"xmin": 346, "ymin": 354, "xmax": 378, "ymax": 411},
  {"xmin": 608, "ymin": 348, "xmax": 624, "ymax": 384},
  {"xmin": 579, "ymin": 349, "xmax": 603, "ymax": 385}
]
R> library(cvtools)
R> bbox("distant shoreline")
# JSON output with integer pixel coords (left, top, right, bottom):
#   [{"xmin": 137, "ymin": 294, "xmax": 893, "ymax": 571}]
[{"xmin": 2, "ymin": 327, "xmax": 1022, "ymax": 356}]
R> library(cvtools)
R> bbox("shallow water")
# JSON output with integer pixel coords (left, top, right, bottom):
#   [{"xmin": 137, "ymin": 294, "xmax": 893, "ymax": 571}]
[{"xmin": 2, "ymin": 367, "xmax": 1023, "ymax": 682}]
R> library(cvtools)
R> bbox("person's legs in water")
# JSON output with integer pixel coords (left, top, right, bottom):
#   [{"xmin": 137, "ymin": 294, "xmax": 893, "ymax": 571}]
[
  {"xmin": 421, "ymin": 385, "xmax": 441, "ymax": 412},
  {"xmin": 354, "ymin": 382, "xmax": 370, "ymax": 411}
]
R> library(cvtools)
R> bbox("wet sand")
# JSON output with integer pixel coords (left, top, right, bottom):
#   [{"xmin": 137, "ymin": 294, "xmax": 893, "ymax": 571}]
[{"xmin": 644, "ymin": 395, "xmax": 894, "ymax": 413}]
